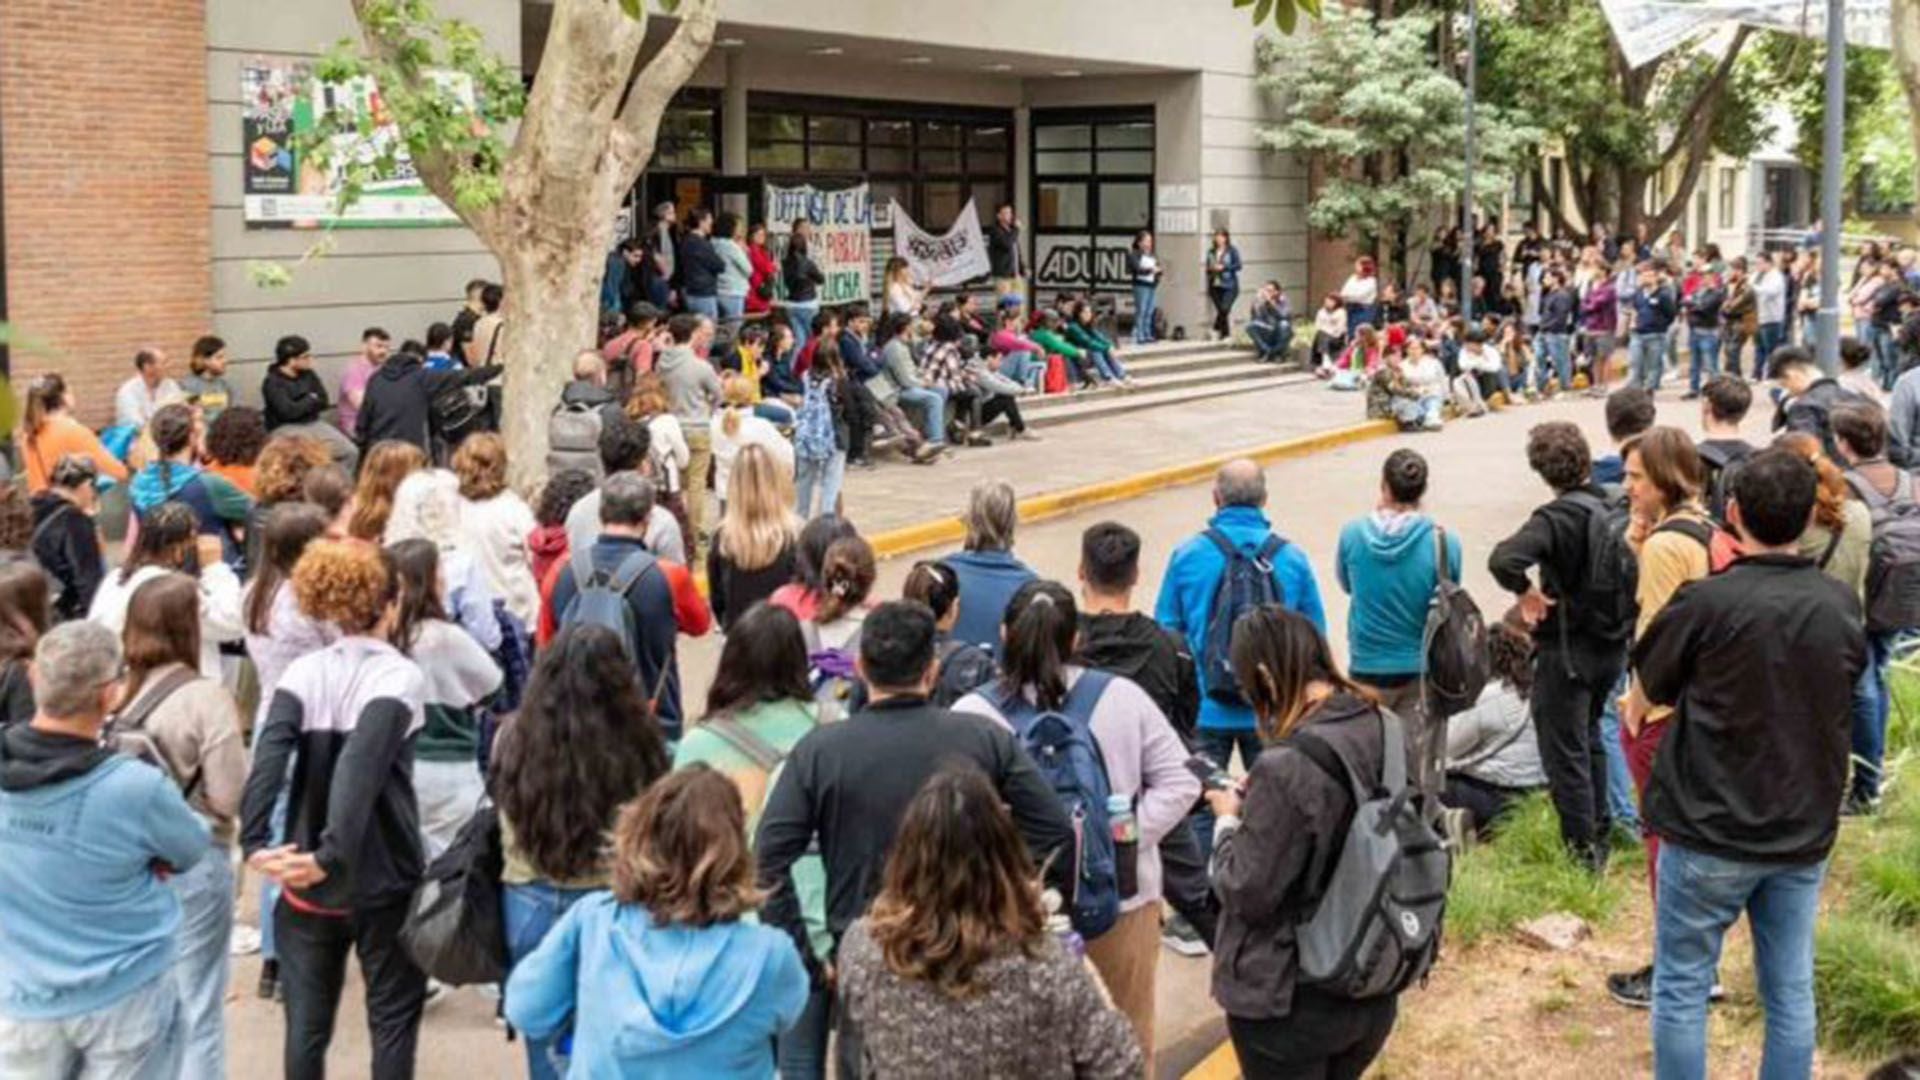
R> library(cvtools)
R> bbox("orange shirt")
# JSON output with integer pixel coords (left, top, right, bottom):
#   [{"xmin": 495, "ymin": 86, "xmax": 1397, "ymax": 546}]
[
  {"xmin": 207, "ymin": 462, "xmax": 257, "ymax": 497},
  {"xmin": 20, "ymin": 416, "xmax": 130, "ymax": 493}
]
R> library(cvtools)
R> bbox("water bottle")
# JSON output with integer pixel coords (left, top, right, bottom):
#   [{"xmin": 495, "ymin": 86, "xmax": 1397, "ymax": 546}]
[
  {"xmin": 1108, "ymin": 793, "xmax": 1139, "ymax": 901},
  {"xmin": 1043, "ymin": 888, "xmax": 1084, "ymax": 959}
]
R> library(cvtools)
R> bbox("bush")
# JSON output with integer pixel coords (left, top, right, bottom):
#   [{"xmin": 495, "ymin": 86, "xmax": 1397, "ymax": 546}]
[
  {"xmin": 1815, "ymin": 912, "xmax": 1920, "ymax": 1059},
  {"xmin": 1444, "ymin": 795, "xmax": 1630, "ymax": 947}
]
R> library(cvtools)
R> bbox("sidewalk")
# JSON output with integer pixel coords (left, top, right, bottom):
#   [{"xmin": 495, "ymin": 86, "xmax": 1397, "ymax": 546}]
[{"xmin": 840, "ymin": 373, "xmax": 1361, "ymax": 533}]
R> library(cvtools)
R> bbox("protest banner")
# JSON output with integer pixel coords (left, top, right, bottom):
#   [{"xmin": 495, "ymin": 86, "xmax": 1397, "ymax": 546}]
[
  {"xmin": 764, "ymin": 182, "xmax": 873, "ymax": 304},
  {"xmin": 892, "ymin": 199, "xmax": 992, "ymax": 287}
]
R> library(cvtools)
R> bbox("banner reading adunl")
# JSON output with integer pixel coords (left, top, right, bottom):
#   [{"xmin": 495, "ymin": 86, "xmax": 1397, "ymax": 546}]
[
  {"xmin": 764, "ymin": 183, "xmax": 872, "ymax": 305},
  {"xmin": 892, "ymin": 200, "xmax": 992, "ymax": 288}
]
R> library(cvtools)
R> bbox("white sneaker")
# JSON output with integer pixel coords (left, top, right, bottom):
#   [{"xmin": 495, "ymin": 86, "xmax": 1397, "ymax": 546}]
[{"xmin": 229, "ymin": 924, "xmax": 262, "ymax": 957}]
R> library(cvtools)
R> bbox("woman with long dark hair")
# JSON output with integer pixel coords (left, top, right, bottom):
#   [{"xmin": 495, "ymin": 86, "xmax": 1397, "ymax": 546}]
[
  {"xmin": 770, "ymin": 514, "xmax": 860, "ymax": 623},
  {"xmin": 954, "ymin": 579, "xmax": 1196, "ymax": 1070},
  {"xmin": 783, "ymin": 218, "xmax": 827, "ymax": 348},
  {"xmin": 89, "ymin": 501, "xmax": 243, "ymax": 680},
  {"xmin": 491, "ymin": 623, "xmax": 671, "ymax": 1080},
  {"xmin": 839, "ymin": 767, "xmax": 1143, "ymax": 1078},
  {"xmin": 30, "ymin": 455, "xmax": 105, "ymax": 622},
  {"xmin": 1441, "ymin": 611, "xmax": 1548, "ymax": 837},
  {"xmin": 1206, "ymin": 228, "xmax": 1243, "ymax": 341},
  {"xmin": 1206, "ymin": 607, "xmax": 1403, "ymax": 1079},
  {"xmin": 674, "ymin": 602, "xmax": 833, "ymax": 1075},
  {"xmin": 0, "ymin": 554, "xmax": 49, "ymax": 724},
  {"xmin": 112, "ymin": 572, "xmax": 247, "ymax": 1077}
]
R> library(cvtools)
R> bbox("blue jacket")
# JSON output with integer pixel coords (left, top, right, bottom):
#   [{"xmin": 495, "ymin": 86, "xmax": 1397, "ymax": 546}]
[
  {"xmin": 1208, "ymin": 244, "xmax": 1243, "ymax": 294},
  {"xmin": 943, "ymin": 549, "xmax": 1040, "ymax": 652},
  {"xmin": 548, "ymin": 535, "xmax": 689, "ymax": 738},
  {"xmin": 0, "ymin": 727, "xmax": 210, "ymax": 1020},
  {"xmin": 1336, "ymin": 513, "xmax": 1463, "ymax": 679},
  {"xmin": 505, "ymin": 895, "xmax": 808, "ymax": 1080},
  {"xmin": 1156, "ymin": 506, "xmax": 1327, "ymax": 731},
  {"xmin": 839, "ymin": 331, "xmax": 881, "ymax": 381},
  {"xmin": 1632, "ymin": 283, "xmax": 1678, "ymax": 336}
]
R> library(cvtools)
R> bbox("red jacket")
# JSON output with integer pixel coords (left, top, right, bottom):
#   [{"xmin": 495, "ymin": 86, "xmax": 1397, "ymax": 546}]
[
  {"xmin": 747, "ymin": 243, "xmax": 779, "ymax": 315},
  {"xmin": 535, "ymin": 548, "xmax": 712, "ymax": 647}
]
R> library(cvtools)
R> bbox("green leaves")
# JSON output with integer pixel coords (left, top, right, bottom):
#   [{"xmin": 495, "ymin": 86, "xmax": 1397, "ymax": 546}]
[{"xmin": 1239, "ymin": 0, "xmax": 1319, "ymax": 36}]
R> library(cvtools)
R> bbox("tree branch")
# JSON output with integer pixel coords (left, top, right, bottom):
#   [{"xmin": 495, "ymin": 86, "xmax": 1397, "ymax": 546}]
[
  {"xmin": 1650, "ymin": 100, "xmax": 1720, "ymax": 237},
  {"xmin": 1657, "ymin": 27, "xmax": 1752, "ymax": 168},
  {"xmin": 1533, "ymin": 160, "xmax": 1579, "ymax": 237},
  {"xmin": 610, "ymin": 0, "xmax": 719, "ymax": 182},
  {"xmin": 347, "ymin": 0, "xmax": 503, "ymax": 246},
  {"xmin": 1567, "ymin": 148, "xmax": 1597, "ymax": 228}
]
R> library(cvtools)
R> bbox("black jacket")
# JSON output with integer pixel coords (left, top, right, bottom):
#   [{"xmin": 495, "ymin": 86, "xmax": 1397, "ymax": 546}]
[
  {"xmin": 30, "ymin": 492, "xmax": 103, "ymax": 622},
  {"xmin": 262, "ymin": 366, "xmax": 330, "ymax": 429},
  {"xmin": 1075, "ymin": 611, "xmax": 1199, "ymax": 743},
  {"xmin": 1871, "ymin": 281, "xmax": 1906, "ymax": 329},
  {"xmin": 1686, "ymin": 284, "xmax": 1726, "ymax": 330},
  {"xmin": 356, "ymin": 353, "xmax": 500, "ymax": 451},
  {"xmin": 1773, "ymin": 377, "xmax": 1868, "ymax": 463},
  {"xmin": 1539, "ymin": 287, "xmax": 1577, "ymax": 334},
  {"xmin": 706, "ymin": 531, "xmax": 795, "ymax": 631},
  {"xmin": 783, "ymin": 242, "xmax": 825, "ymax": 304},
  {"xmin": 754, "ymin": 695, "xmax": 1073, "ymax": 978},
  {"xmin": 678, "ymin": 233, "xmax": 726, "ymax": 299},
  {"xmin": 987, "ymin": 221, "xmax": 1022, "ymax": 278},
  {"xmin": 1635, "ymin": 554, "xmax": 1865, "ymax": 864},
  {"xmin": 1488, "ymin": 484, "xmax": 1631, "ymax": 663},
  {"xmin": 1211, "ymin": 694, "xmax": 1404, "ymax": 1019}
]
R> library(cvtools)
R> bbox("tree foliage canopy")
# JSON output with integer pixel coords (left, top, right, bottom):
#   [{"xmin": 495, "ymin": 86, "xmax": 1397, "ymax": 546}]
[{"xmin": 1256, "ymin": 4, "xmax": 1536, "ymax": 245}]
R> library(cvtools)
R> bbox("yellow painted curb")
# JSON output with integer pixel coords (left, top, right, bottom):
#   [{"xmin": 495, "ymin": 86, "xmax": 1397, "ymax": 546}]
[
  {"xmin": 868, "ymin": 419, "xmax": 1399, "ymax": 561},
  {"xmin": 1184, "ymin": 1038, "xmax": 1241, "ymax": 1080}
]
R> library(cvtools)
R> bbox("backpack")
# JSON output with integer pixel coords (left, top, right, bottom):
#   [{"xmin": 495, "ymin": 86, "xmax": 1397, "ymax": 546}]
[
  {"xmin": 792, "ymin": 376, "xmax": 838, "ymax": 463},
  {"xmin": 432, "ymin": 381, "xmax": 491, "ymax": 453},
  {"xmin": 1200, "ymin": 529, "xmax": 1287, "ymax": 707},
  {"xmin": 802, "ymin": 620, "xmax": 862, "ymax": 723},
  {"xmin": 105, "ymin": 667, "xmax": 203, "ymax": 793},
  {"xmin": 559, "ymin": 547, "xmax": 660, "ymax": 664},
  {"xmin": 1845, "ymin": 470, "xmax": 1920, "ymax": 633},
  {"xmin": 546, "ymin": 402, "xmax": 606, "ymax": 481},
  {"xmin": 1555, "ymin": 489, "xmax": 1639, "ymax": 642},
  {"xmin": 400, "ymin": 800, "xmax": 507, "ymax": 986},
  {"xmin": 1652, "ymin": 516, "xmax": 1743, "ymax": 575},
  {"xmin": 1290, "ymin": 712, "xmax": 1451, "ymax": 1000},
  {"xmin": 1421, "ymin": 527, "xmax": 1489, "ymax": 723},
  {"xmin": 995, "ymin": 670, "xmax": 1121, "ymax": 938},
  {"xmin": 1697, "ymin": 441, "xmax": 1755, "ymax": 526}
]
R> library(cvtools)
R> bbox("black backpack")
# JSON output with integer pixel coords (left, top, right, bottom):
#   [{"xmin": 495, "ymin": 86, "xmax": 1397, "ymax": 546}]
[
  {"xmin": 400, "ymin": 801, "xmax": 507, "ymax": 986},
  {"xmin": 1556, "ymin": 488, "xmax": 1639, "ymax": 643},
  {"xmin": 1697, "ymin": 441, "xmax": 1756, "ymax": 526},
  {"xmin": 1200, "ymin": 529, "xmax": 1288, "ymax": 707},
  {"xmin": 1421, "ymin": 527, "xmax": 1488, "ymax": 723}
]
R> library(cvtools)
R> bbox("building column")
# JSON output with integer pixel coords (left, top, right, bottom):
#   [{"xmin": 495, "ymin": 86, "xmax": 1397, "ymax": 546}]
[
  {"xmin": 723, "ymin": 49, "xmax": 748, "ymax": 176},
  {"xmin": 1013, "ymin": 105, "xmax": 1031, "ymax": 263}
]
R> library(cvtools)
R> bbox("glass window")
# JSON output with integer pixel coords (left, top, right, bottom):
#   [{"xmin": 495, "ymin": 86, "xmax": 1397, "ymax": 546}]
[
  {"xmin": 919, "ymin": 149, "xmax": 962, "ymax": 173},
  {"xmin": 1718, "ymin": 167, "xmax": 1737, "ymax": 229},
  {"xmin": 1036, "ymin": 124, "xmax": 1092, "ymax": 150},
  {"xmin": 748, "ymin": 112, "xmax": 803, "ymax": 141},
  {"xmin": 1099, "ymin": 182, "xmax": 1151, "ymax": 229},
  {"xmin": 809, "ymin": 144, "xmax": 861, "ymax": 172},
  {"xmin": 968, "ymin": 150, "xmax": 1010, "ymax": 175},
  {"xmin": 748, "ymin": 141, "xmax": 804, "ymax": 170},
  {"xmin": 970, "ymin": 182, "xmax": 1007, "ymax": 221},
  {"xmin": 654, "ymin": 108, "xmax": 715, "ymax": 170},
  {"xmin": 1038, "ymin": 182, "xmax": 1089, "ymax": 229},
  {"xmin": 919, "ymin": 121, "xmax": 962, "ymax": 148},
  {"xmin": 868, "ymin": 120, "xmax": 913, "ymax": 146},
  {"xmin": 870, "ymin": 179, "xmax": 912, "ymax": 223},
  {"xmin": 970, "ymin": 125, "xmax": 1010, "ymax": 149},
  {"xmin": 1097, "ymin": 150, "xmax": 1153, "ymax": 175},
  {"xmin": 924, "ymin": 181, "xmax": 964, "ymax": 226},
  {"xmin": 808, "ymin": 115, "xmax": 860, "ymax": 144},
  {"xmin": 867, "ymin": 147, "xmax": 911, "ymax": 173},
  {"xmin": 1037, "ymin": 150, "xmax": 1092, "ymax": 175},
  {"xmin": 1096, "ymin": 122, "xmax": 1153, "ymax": 149}
]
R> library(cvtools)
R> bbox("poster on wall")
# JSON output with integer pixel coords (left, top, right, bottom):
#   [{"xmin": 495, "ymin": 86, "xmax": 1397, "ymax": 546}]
[
  {"xmin": 764, "ymin": 182, "xmax": 873, "ymax": 304},
  {"xmin": 240, "ymin": 56, "xmax": 468, "ymax": 229},
  {"xmin": 892, "ymin": 199, "xmax": 991, "ymax": 287},
  {"xmin": 1034, "ymin": 234, "xmax": 1134, "ymax": 291}
]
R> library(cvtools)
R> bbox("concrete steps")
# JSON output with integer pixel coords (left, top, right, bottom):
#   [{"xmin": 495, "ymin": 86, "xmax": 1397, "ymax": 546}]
[{"xmin": 1012, "ymin": 338, "xmax": 1307, "ymax": 428}]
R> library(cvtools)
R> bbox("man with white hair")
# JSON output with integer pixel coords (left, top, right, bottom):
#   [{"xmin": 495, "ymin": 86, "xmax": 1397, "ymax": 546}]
[
  {"xmin": 941, "ymin": 479, "xmax": 1039, "ymax": 651},
  {"xmin": 0, "ymin": 621, "xmax": 210, "ymax": 1077}
]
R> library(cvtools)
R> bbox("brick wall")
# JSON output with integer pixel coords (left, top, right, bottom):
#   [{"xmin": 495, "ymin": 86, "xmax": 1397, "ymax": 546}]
[{"xmin": 2, "ymin": 0, "xmax": 211, "ymax": 426}]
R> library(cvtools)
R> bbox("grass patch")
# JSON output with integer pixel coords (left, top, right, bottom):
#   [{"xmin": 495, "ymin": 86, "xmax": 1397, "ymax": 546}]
[
  {"xmin": 1814, "ymin": 912, "xmax": 1920, "ymax": 1059},
  {"xmin": 1445, "ymin": 795, "xmax": 1630, "ymax": 947}
]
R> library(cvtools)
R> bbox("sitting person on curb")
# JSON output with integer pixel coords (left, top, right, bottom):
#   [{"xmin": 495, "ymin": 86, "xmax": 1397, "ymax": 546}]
[{"xmin": 1441, "ymin": 610, "xmax": 1548, "ymax": 839}]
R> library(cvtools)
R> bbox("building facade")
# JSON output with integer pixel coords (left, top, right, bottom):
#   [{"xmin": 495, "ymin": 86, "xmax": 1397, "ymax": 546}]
[{"xmin": 1, "ymin": 0, "xmax": 1308, "ymax": 423}]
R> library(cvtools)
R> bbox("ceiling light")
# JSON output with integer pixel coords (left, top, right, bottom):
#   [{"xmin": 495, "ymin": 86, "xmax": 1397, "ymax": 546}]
[
  {"xmin": 808, "ymin": 45, "xmax": 844, "ymax": 56},
  {"xmin": 902, "ymin": 55, "xmax": 933, "ymax": 65},
  {"xmin": 982, "ymin": 62, "xmax": 1013, "ymax": 72},
  {"xmin": 1054, "ymin": 69, "xmax": 1083, "ymax": 77},
  {"xmin": 717, "ymin": 37, "xmax": 745, "ymax": 48}
]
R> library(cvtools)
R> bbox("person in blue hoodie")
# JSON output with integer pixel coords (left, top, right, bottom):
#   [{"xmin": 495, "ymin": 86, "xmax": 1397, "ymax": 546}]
[
  {"xmin": 943, "ymin": 479, "xmax": 1039, "ymax": 652},
  {"xmin": 1336, "ymin": 449, "xmax": 1462, "ymax": 788},
  {"xmin": 0, "ymin": 620, "xmax": 210, "ymax": 1077},
  {"xmin": 129, "ymin": 403, "xmax": 252, "ymax": 569},
  {"xmin": 506, "ymin": 764, "xmax": 808, "ymax": 1079},
  {"xmin": 1156, "ymin": 458, "xmax": 1325, "ymax": 853}
]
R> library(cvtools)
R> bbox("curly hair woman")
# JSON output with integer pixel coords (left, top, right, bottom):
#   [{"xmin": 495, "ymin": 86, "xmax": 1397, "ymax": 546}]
[
  {"xmin": 203, "ymin": 406, "xmax": 268, "ymax": 496},
  {"xmin": 238, "ymin": 540, "xmax": 428, "ymax": 1080}
]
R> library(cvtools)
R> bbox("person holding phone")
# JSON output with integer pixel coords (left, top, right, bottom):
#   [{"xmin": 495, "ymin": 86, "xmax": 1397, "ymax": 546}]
[{"xmin": 1128, "ymin": 230, "xmax": 1164, "ymax": 345}]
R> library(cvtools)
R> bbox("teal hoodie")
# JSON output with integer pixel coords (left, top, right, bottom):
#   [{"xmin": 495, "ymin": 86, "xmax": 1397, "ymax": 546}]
[
  {"xmin": 1336, "ymin": 511, "xmax": 1463, "ymax": 679},
  {"xmin": 504, "ymin": 894, "xmax": 808, "ymax": 1079}
]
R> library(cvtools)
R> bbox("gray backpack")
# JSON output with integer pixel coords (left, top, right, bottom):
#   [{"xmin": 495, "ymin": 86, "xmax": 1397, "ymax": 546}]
[
  {"xmin": 1845, "ymin": 469, "xmax": 1920, "ymax": 634},
  {"xmin": 1290, "ymin": 711, "xmax": 1451, "ymax": 1000},
  {"xmin": 547, "ymin": 402, "xmax": 606, "ymax": 482}
]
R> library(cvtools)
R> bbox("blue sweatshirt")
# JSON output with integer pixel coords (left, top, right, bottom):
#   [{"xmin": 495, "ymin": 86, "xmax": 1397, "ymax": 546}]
[
  {"xmin": 1632, "ymin": 283, "xmax": 1678, "ymax": 336},
  {"xmin": 1156, "ymin": 505, "xmax": 1327, "ymax": 731},
  {"xmin": 943, "ymin": 549, "xmax": 1039, "ymax": 652},
  {"xmin": 1336, "ymin": 513, "xmax": 1463, "ymax": 679},
  {"xmin": 0, "ymin": 727, "xmax": 210, "ymax": 1020},
  {"xmin": 505, "ymin": 895, "xmax": 808, "ymax": 1079}
]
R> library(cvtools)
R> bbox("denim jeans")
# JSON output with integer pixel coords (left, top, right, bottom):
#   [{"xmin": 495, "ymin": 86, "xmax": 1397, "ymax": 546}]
[
  {"xmin": 1133, "ymin": 284, "xmax": 1158, "ymax": 344},
  {"xmin": 684, "ymin": 293, "xmax": 719, "ymax": 320},
  {"xmin": 787, "ymin": 301, "xmax": 821, "ymax": 350},
  {"xmin": 1653, "ymin": 843, "xmax": 1825, "ymax": 1080},
  {"xmin": 715, "ymin": 292, "xmax": 745, "ymax": 329},
  {"xmin": 1002, "ymin": 351, "xmax": 1044, "ymax": 391},
  {"xmin": 1247, "ymin": 321, "xmax": 1291, "ymax": 361},
  {"xmin": 1688, "ymin": 330, "xmax": 1721, "ymax": 394},
  {"xmin": 1851, "ymin": 631, "xmax": 1894, "ymax": 803},
  {"xmin": 1754, "ymin": 322, "xmax": 1785, "ymax": 379},
  {"xmin": 1194, "ymin": 727, "xmax": 1265, "ymax": 856},
  {"xmin": 0, "ymin": 971, "xmax": 183, "ymax": 1080},
  {"xmin": 1597, "ymin": 672, "xmax": 1641, "ymax": 833},
  {"xmin": 1629, "ymin": 333, "xmax": 1668, "ymax": 391},
  {"xmin": 776, "ymin": 985, "xmax": 834, "ymax": 1080},
  {"xmin": 753, "ymin": 400, "xmax": 796, "ymax": 427},
  {"xmin": 172, "ymin": 842, "xmax": 234, "ymax": 1080},
  {"xmin": 1866, "ymin": 323, "xmax": 1901, "ymax": 391},
  {"xmin": 1537, "ymin": 332, "xmax": 1573, "ymax": 392},
  {"xmin": 795, "ymin": 452, "xmax": 847, "ymax": 519},
  {"xmin": 896, "ymin": 386, "xmax": 949, "ymax": 445},
  {"xmin": 505, "ymin": 882, "xmax": 604, "ymax": 1080},
  {"xmin": 1088, "ymin": 349, "xmax": 1127, "ymax": 382}
]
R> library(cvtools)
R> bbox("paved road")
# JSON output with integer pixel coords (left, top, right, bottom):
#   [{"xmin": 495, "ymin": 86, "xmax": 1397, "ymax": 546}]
[{"xmin": 226, "ymin": 382, "xmax": 1776, "ymax": 1078}]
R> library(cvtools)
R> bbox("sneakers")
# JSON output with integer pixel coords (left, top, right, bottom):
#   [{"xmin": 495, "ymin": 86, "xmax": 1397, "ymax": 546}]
[
  {"xmin": 229, "ymin": 924, "xmax": 262, "ymax": 957},
  {"xmin": 1608, "ymin": 965, "xmax": 1653, "ymax": 1008},
  {"xmin": 1844, "ymin": 793, "xmax": 1881, "ymax": 818},
  {"xmin": 1162, "ymin": 913, "xmax": 1209, "ymax": 957}
]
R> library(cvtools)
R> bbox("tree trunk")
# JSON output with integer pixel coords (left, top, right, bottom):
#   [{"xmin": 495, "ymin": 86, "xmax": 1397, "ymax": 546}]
[
  {"xmin": 1894, "ymin": 0, "xmax": 1920, "ymax": 221},
  {"xmin": 495, "ymin": 221, "xmax": 614, "ymax": 493}
]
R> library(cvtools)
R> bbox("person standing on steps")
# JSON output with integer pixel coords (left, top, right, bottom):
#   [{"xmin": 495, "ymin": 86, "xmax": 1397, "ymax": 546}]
[
  {"xmin": 987, "ymin": 203, "xmax": 1026, "ymax": 301},
  {"xmin": 783, "ymin": 218, "xmax": 827, "ymax": 349},
  {"xmin": 1127, "ymin": 230, "xmax": 1164, "ymax": 346},
  {"xmin": 1206, "ymin": 229, "xmax": 1243, "ymax": 342}
]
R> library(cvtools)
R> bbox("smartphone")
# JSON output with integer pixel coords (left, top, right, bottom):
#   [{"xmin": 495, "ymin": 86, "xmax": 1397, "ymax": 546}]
[{"xmin": 1185, "ymin": 753, "xmax": 1235, "ymax": 792}]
